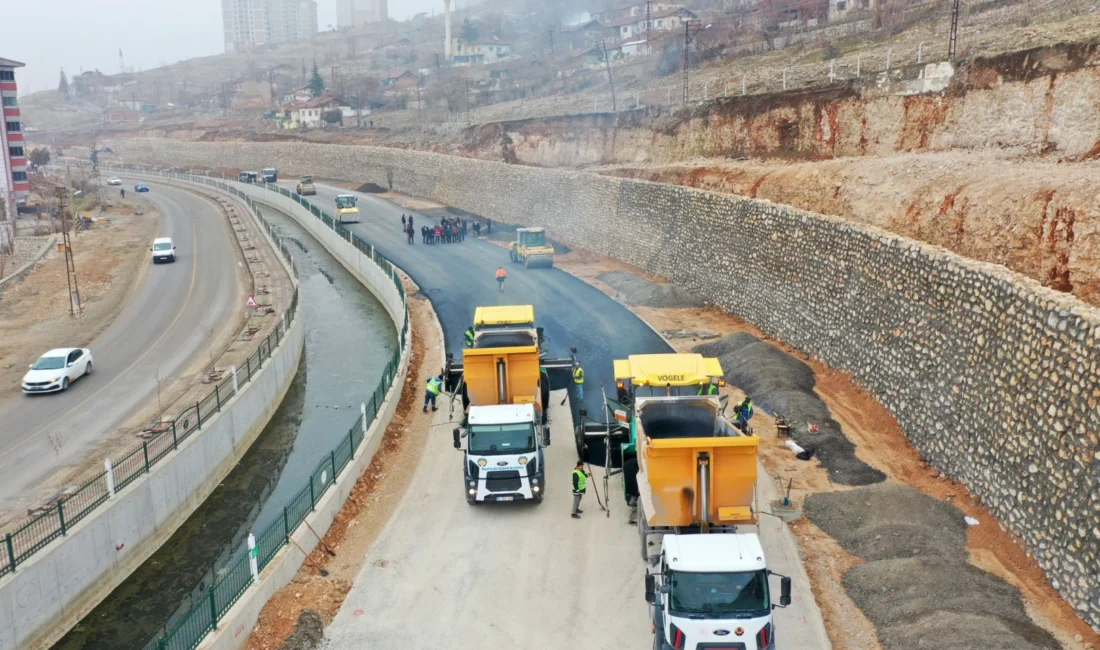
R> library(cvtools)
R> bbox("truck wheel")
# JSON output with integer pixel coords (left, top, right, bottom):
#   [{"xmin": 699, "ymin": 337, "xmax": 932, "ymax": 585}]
[{"xmin": 509, "ymin": 250, "xmax": 517, "ymax": 263}]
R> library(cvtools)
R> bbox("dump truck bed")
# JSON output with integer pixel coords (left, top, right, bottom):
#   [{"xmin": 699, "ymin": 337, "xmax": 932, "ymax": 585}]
[
  {"xmin": 635, "ymin": 399, "xmax": 758, "ymax": 528},
  {"xmin": 462, "ymin": 345, "xmax": 542, "ymax": 406}
]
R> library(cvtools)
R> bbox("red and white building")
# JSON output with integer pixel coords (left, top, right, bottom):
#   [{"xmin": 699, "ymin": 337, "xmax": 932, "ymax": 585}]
[{"xmin": 1, "ymin": 56, "xmax": 28, "ymax": 223}]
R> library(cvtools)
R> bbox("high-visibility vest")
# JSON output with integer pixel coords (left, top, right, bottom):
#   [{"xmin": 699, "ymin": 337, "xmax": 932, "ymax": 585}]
[
  {"xmin": 737, "ymin": 401, "xmax": 754, "ymax": 419},
  {"xmin": 573, "ymin": 366, "xmax": 585, "ymax": 384},
  {"xmin": 572, "ymin": 468, "xmax": 587, "ymax": 492},
  {"xmin": 426, "ymin": 377, "xmax": 442, "ymax": 395},
  {"xmin": 698, "ymin": 383, "xmax": 717, "ymax": 395},
  {"xmin": 464, "ymin": 330, "xmax": 475, "ymax": 347},
  {"xmin": 496, "ymin": 268, "xmax": 507, "ymax": 279}
]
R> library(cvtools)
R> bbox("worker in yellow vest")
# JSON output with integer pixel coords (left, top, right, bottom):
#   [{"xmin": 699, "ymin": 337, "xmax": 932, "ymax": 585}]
[
  {"xmin": 571, "ymin": 460, "xmax": 592, "ymax": 519},
  {"xmin": 572, "ymin": 362, "xmax": 585, "ymax": 401},
  {"xmin": 423, "ymin": 375, "xmax": 443, "ymax": 413}
]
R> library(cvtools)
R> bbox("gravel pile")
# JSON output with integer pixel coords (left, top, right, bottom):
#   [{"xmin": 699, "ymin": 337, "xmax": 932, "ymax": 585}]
[
  {"xmin": 279, "ymin": 609, "xmax": 325, "ymax": 650},
  {"xmin": 597, "ymin": 271, "xmax": 704, "ymax": 308},
  {"xmin": 694, "ymin": 333, "xmax": 885, "ymax": 486},
  {"xmin": 805, "ymin": 485, "xmax": 1059, "ymax": 649},
  {"xmin": 803, "ymin": 484, "xmax": 966, "ymax": 561},
  {"xmin": 355, "ymin": 182, "xmax": 387, "ymax": 193}
]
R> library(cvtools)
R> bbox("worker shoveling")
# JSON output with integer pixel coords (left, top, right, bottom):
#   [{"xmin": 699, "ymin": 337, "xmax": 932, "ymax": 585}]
[{"xmin": 577, "ymin": 353, "xmax": 792, "ymax": 649}]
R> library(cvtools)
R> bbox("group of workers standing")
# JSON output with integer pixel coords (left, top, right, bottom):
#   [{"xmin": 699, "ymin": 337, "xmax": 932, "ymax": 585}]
[{"xmin": 400, "ymin": 213, "xmax": 494, "ymax": 246}]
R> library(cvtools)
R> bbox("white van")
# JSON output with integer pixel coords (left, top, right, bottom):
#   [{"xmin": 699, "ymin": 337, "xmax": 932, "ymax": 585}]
[{"xmin": 152, "ymin": 237, "xmax": 177, "ymax": 264}]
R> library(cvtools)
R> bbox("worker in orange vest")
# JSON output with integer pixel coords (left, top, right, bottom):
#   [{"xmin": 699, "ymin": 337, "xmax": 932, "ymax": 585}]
[{"xmin": 495, "ymin": 266, "xmax": 507, "ymax": 292}]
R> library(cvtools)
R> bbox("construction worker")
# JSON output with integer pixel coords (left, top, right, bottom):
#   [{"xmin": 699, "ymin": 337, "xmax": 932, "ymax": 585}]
[
  {"xmin": 120, "ymin": 188, "xmax": 125, "ymax": 199},
  {"xmin": 733, "ymin": 396, "xmax": 754, "ymax": 433},
  {"xmin": 401, "ymin": 214, "xmax": 406, "ymax": 230},
  {"xmin": 571, "ymin": 460, "xmax": 592, "ymax": 519},
  {"xmin": 697, "ymin": 381, "xmax": 719, "ymax": 396},
  {"xmin": 572, "ymin": 362, "xmax": 585, "ymax": 401},
  {"xmin": 423, "ymin": 375, "xmax": 443, "ymax": 413},
  {"xmin": 464, "ymin": 326, "xmax": 476, "ymax": 348},
  {"xmin": 495, "ymin": 266, "xmax": 507, "ymax": 292}
]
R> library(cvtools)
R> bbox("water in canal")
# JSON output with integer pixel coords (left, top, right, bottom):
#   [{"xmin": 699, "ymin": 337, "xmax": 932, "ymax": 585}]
[{"xmin": 53, "ymin": 206, "xmax": 397, "ymax": 649}]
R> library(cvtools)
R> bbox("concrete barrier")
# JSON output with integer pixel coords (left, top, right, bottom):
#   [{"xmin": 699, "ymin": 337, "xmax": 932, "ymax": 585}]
[{"xmin": 0, "ymin": 186, "xmax": 304, "ymax": 650}]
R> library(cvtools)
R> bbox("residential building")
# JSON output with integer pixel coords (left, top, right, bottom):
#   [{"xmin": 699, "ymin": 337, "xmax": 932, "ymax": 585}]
[
  {"xmin": 0, "ymin": 56, "xmax": 28, "ymax": 227},
  {"xmin": 829, "ymin": 0, "xmax": 877, "ymax": 20},
  {"xmin": 277, "ymin": 95, "xmax": 337, "ymax": 129},
  {"xmin": 337, "ymin": 0, "xmax": 387, "ymax": 28},
  {"xmin": 379, "ymin": 70, "xmax": 419, "ymax": 96},
  {"xmin": 606, "ymin": 8, "xmax": 697, "ymax": 40},
  {"xmin": 596, "ymin": 3, "xmax": 683, "ymax": 24},
  {"xmin": 222, "ymin": 0, "xmax": 318, "ymax": 52},
  {"xmin": 450, "ymin": 39, "xmax": 512, "ymax": 65}
]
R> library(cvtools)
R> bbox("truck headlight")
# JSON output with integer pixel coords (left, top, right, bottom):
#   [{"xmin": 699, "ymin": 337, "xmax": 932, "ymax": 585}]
[
  {"xmin": 468, "ymin": 489, "xmax": 476, "ymax": 495},
  {"xmin": 467, "ymin": 481, "xmax": 475, "ymax": 488},
  {"xmin": 532, "ymin": 486, "xmax": 540, "ymax": 493},
  {"xmin": 531, "ymin": 477, "xmax": 539, "ymax": 486}
]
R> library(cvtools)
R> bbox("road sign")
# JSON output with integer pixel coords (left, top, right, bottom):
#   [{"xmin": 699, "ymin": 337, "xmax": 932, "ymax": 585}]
[{"xmin": 246, "ymin": 294, "xmax": 258, "ymax": 308}]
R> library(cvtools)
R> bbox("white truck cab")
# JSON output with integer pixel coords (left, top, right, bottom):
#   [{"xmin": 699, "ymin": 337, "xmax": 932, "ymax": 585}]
[
  {"xmin": 646, "ymin": 534, "xmax": 791, "ymax": 650},
  {"xmin": 454, "ymin": 403, "xmax": 545, "ymax": 504}
]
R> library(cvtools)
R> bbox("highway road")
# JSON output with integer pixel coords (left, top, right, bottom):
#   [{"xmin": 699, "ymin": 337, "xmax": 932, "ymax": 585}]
[
  {"xmin": 281, "ymin": 181, "xmax": 829, "ymax": 649},
  {"xmin": 0, "ymin": 180, "xmax": 246, "ymax": 518}
]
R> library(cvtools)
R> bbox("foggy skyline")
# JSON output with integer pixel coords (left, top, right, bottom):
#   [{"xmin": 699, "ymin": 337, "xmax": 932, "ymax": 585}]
[{"xmin": 6, "ymin": 0, "xmax": 448, "ymax": 95}]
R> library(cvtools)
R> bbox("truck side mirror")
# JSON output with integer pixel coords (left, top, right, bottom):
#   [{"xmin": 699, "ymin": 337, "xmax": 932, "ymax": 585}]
[
  {"xmin": 453, "ymin": 428, "xmax": 461, "ymax": 449},
  {"xmin": 780, "ymin": 576, "xmax": 792, "ymax": 607},
  {"xmin": 644, "ymin": 574, "xmax": 656, "ymax": 604}
]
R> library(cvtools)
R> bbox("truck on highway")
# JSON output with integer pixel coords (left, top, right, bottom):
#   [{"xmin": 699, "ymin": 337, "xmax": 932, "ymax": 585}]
[
  {"xmin": 576, "ymin": 353, "xmax": 791, "ymax": 650},
  {"xmin": 446, "ymin": 305, "xmax": 575, "ymax": 504},
  {"xmin": 262, "ymin": 167, "xmax": 278, "ymax": 183},
  {"xmin": 334, "ymin": 194, "xmax": 360, "ymax": 223}
]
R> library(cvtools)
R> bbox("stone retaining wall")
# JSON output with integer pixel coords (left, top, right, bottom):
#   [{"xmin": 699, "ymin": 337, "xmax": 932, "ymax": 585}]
[{"xmin": 108, "ymin": 140, "xmax": 1100, "ymax": 630}]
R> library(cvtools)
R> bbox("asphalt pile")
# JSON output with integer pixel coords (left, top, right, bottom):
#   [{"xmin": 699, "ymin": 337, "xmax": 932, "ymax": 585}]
[
  {"xmin": 597, "ymin": 271, "xmax": 705, "ymax": 309},
  {"xmin": 693, "ymin": 332, "xmax": 884, "ymax": 486},
  {"xmin": 805, "ymin": 484, "xmax": 1059, "ymax": 649},
  {"xmin": 278, "ymin": 609, "xmax": 325, "ymax": 650}
]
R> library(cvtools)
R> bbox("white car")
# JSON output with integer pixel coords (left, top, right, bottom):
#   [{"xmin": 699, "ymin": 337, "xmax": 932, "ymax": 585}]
[
  {"xmin": 107, "ymin": 177, "xmax": 122, "ymax": 186},
  {"xmin": 22, "ymin": 348, "xmax": 94, "ymax": 394},
  {"xmin": 151, "ymin": 237, "xmax": 176, "ymax": 263}
]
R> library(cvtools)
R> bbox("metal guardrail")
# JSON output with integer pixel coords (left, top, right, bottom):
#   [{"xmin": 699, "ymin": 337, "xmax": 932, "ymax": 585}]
[
  {"xmin": 0, "ymin": 176, "xmax": 301, "ymax": 581},
  {"xmin": 101, "ymin": 166, "xmax": 410, "ymax": 650}
]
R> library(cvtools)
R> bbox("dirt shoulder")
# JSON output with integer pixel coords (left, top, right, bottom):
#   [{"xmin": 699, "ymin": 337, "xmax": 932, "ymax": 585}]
[
  {"xmin": 0, "ymin": 202, "xmax": 159, "ymax": 398},
  {"xmin": 244, "ymin": 274, "xmax": 438, "ymax": 650}
]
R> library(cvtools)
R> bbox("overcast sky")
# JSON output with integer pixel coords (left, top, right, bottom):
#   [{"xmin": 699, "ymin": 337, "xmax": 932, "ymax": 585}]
[{"xmin": 6, "ymin": 0, "xmax": 445, "ymax": 94}]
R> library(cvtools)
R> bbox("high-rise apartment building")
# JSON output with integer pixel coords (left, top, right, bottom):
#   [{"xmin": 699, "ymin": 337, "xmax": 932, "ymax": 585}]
[
  {"xmin": 337, "ymin": 0, "xmax": 388, "ymax": 29},
  {"xmin": 0, "ymin": 56, "xmax": 28, "ymax": 229},
  {"xmin": 222, "ymin": 0, "xmax": 318, "ymax": 52}
]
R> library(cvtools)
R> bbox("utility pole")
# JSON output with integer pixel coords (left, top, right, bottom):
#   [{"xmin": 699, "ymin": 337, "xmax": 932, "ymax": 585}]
[
  {"xmin": 683, "ymin": 20, "xmax": 702, "ymax": 103},
  {"xmin": 416, "ymin": 75, "xmax": 422, "ymax": 125},
  {"xmin": 353, "ymin": 93, "xmax": 360, "ymax": 128},
  {"xmin": 435, "ymin": 53, "xmax": 442, "ymax": 77},
  {"xmin": 55, "ymin": 186, "xmax": 82, "ymax": 317},
  {"xmin": 465, "ymin": 77, "xmax": 473, "ymax": 121},
  {"xmin": 599, "ymin": 39, "xmax": 617, "ymax": 112},
  {"xmin": 646, "ymin": 0, "xmax": 653, "ymax": 56},
  {"xmin": 948, "ymin": 0, "xmax": 961, "ymax": 59},
  {"xmin": 547, "ymin": 28, "xmax": 555, "ymax": 58}
]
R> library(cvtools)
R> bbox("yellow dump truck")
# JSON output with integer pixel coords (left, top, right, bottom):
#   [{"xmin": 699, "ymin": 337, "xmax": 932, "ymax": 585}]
[
  {"xmin": 577, "ymin": 353, "xmax": 792, "ymax": 649},
  {"xmin": 445, "ymin": 306, "xmax": 575, "ymax": 504}
]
